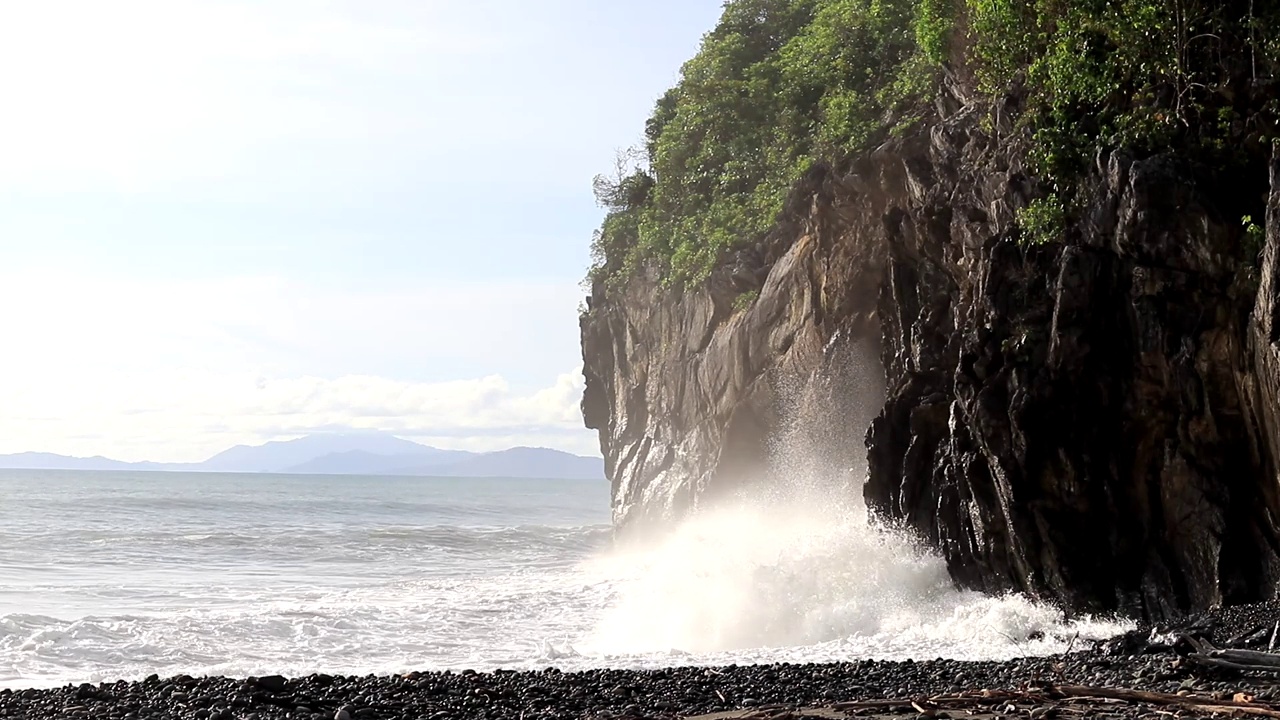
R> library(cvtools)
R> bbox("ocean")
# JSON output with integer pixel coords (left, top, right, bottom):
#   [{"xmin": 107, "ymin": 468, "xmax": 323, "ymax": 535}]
[{"xmin": 0, "ymin": 470, "xmax": 1129, "ymax": 689}]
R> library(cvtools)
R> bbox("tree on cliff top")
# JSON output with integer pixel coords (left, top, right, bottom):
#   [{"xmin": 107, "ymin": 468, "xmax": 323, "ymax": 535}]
[{"xmin": 589, "ymin": 0, "xmax": 1280, "ymax": 285}]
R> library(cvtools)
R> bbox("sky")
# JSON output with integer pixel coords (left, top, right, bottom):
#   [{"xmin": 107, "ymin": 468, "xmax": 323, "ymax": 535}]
[{"xmin": 0, "ymin": 0, "xmax": 725, "ymax": 462}]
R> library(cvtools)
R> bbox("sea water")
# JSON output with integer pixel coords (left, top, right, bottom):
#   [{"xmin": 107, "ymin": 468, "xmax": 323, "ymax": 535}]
[{"xmin": 0, "ymin": 469, "xmax": 1130, "ymax": 689}]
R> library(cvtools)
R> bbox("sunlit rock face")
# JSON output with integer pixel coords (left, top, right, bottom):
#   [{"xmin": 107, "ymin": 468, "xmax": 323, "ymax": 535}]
[{"xmin": 581, "ymin": 77, "xmax": 1280, "ymax": 622}]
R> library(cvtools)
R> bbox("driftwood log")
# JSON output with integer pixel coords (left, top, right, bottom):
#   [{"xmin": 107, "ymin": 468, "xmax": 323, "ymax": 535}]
[
  {"xmin": 726, "ymin": 684, "xmax": 1280, "ymax": 720},
  {"xmin": 1183, "ymin": 635, "xmax": 1280, "ymax": 676}
]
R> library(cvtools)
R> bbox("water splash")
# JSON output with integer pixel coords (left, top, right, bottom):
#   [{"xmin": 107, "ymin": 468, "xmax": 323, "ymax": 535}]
[
  {"xmin": 583, "ymin": 335, "xmax": 1131, "ymax": 662},
  {"xmin": 582, "ymin": 495, "xmax": 1132, "ymax": 662}
]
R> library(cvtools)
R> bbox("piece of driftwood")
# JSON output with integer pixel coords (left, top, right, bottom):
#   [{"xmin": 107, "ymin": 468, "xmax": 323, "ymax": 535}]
[
  {"xmin": 1190, "ymin": 655, "xmax": 1280, "ymax": 674},
  {"xmin": 733, "ymin": 706, "xmax": 798, "ymax": 719},
  {"xmin": 1229, "ymin": 625, "xmax": 1266, "ymax": 647},
  {"xmin": 821, "ymin": 685, "xmax": 1280, "ymax": 718},
  {"xmin": 1050, "ymin": 686, "xmax": 1280, "ymax": 718},
  {"xmin": 1212, "ymin": 649, "xmax": 1280, "ymax": 667},
  {"xmin": 831, "ymin": 690, "xmax": 1027, "ymax": 711},
  {"xmin": 1183, "ymin": 634, "xmax": 1280, "ymax": 675}
]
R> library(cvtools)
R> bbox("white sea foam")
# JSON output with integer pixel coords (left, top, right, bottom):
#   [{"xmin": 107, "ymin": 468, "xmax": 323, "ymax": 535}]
[
  {"xmin": 571, "ymin": 343, "xmax": 1133, "ymax": 667},
  {"xmin": 0, "ymin": 470, "xmax": 1133, "ymax": 689},
  {"xmin": 581, "ymin": 496, "xmax": 1131, "ymax": 664}
]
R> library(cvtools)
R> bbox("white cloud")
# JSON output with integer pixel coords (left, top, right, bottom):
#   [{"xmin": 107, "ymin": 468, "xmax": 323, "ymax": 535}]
[
  {"xmin": 0, "ymin": 271, "xmax": 597, "ymax": 462},
  {"xmin": 0, "ymin": 368, "xmax": 597, "ymax": 463}
]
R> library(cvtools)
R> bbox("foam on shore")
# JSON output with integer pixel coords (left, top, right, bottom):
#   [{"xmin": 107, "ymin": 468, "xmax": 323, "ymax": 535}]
[{"xmin": 582, "ymin": 494, "xmax": 1132, "ymax": 664}]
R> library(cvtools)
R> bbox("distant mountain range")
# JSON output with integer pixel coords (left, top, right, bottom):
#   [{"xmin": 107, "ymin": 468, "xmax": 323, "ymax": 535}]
[{"xmin": 0, "ymin": 432, "xmax": 605, "ymax": 480}]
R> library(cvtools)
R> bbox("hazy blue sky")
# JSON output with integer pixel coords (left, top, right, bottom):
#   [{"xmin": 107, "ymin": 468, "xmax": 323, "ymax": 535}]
[{"xmin": 0, "ymin": 0, "xmax": 724, "ymax": 461}]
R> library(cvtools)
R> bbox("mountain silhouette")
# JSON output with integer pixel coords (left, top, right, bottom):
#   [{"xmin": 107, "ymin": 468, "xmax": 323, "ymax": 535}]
[{"xmin": 0, "ymin": 430, "xmax": 604, "ymax": 480}]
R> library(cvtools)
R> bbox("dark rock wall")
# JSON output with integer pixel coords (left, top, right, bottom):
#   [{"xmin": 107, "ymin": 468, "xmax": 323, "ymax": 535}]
[
  {"xmin": 580, "ymin": 216, "xmax": 868, "ymax": 531},
  {"xmin": 1251, "ymin": 156, "xmax": 1280, "ymax": 495},
  {"xmin": 866, "ymin": 132, "xmax": 1280, "ymax": 620},
  {"xmin": 581, "ymin": 88, "xmax": 1280, "ymax": 620}
]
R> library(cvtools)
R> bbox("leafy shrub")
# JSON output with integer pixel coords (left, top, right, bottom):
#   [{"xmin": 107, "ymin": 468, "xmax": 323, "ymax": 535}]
[
  {"xmin": 1243, "ymin": 214, "xmax": 1267, "ymax": 259},
  {"xmin": 591, "ymin": 0, "xmax": 939, "ymax": 287},
  {"xmin": 733, "ymin": 289, "xmax": 761, "ymax": 311},
  {"xmin": 590, "ymin": 0, "xmax": 1280, "ymax": 286},
  {"xmin": 1017, "ymin": 196, "xmax": 1067, "ymax": 246}
]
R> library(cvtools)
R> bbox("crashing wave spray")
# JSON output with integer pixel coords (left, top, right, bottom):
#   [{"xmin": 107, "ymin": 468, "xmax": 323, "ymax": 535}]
[
  {"xmin": 584, "ymin": 338, "xmax": 1132, "ymax": 662},
  {"xmin": 584, "ymin": 492, "xmax": 1129, "ymax": 662}
]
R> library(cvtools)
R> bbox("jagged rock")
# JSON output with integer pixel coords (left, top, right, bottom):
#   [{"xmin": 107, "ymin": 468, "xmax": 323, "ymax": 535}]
[{"xmin": 580, "ymin": 87, "xmax": 1280, "ymax": 620}]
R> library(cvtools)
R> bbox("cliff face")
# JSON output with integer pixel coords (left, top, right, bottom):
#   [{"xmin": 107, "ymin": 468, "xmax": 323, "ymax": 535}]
[
  {"xmin": 580, "ymin": 165, "xmax": 887, "ymax": 530},
  {"xmin": 581, "ymin": 83, "xmax": 1280, "ymax": 621}
]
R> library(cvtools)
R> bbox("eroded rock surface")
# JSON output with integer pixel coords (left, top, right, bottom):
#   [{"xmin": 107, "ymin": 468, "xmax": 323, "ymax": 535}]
[{"xmin": 580, "ymin": 80, "xmax": 1280, "ymax": 620}]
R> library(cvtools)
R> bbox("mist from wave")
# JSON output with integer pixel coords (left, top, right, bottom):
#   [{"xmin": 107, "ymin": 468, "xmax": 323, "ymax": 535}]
[{"xmin": 583, "ymin": 495, "xmax": 1129, "ymax": 664}]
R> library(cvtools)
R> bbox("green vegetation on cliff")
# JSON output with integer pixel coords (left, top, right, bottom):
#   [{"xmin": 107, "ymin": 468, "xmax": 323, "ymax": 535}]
[
  {"xmin": 591, "ymin": 0, "xmax": 1280, "ymax": 284},
  {"xmin": 979, "ymin": 0, "xmax": 1280, "ymax": 245}
]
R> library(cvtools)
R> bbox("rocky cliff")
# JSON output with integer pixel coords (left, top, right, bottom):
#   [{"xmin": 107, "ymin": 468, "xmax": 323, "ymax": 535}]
[{"xmin": 580, "ymin": 75, "xmax": 1280, "ymax": 621}]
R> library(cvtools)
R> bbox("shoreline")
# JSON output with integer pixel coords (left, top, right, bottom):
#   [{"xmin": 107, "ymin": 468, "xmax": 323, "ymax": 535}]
[
  {"xmin": 5, "ymin": 601, "xmax": 1280, "ymax": 719},
  {"xmin": 2, "ymin": 649, "xmax": 1276, "ymax": 720}
]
